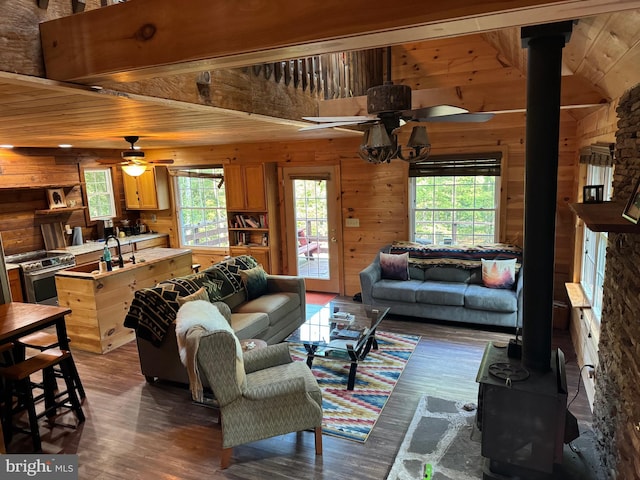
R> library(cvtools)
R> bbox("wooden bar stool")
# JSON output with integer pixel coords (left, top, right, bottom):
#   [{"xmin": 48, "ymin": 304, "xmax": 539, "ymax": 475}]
[
  {"xmin": 0, "ymin": 348, "xmax": 85, "ymax": 452},
  {"xmin": 17, "ymin": 332, "xmax": 86, "ymax": 400}
]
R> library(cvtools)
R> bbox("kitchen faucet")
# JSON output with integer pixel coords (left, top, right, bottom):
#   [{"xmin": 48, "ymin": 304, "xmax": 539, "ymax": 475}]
[{"xmin": 105, "ymin": 235, "xmax": 125, "ymax": 268}]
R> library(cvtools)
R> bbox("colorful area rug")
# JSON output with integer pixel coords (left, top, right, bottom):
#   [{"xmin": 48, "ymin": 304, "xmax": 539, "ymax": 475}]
[{"xmin": 289, "ymin": 330, "xmax": 420, "ymax": 443}]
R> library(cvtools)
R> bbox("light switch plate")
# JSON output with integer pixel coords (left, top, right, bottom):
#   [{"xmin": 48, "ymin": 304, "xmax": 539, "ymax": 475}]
[{"xmin": 345, "ymin": 218, "xmax": 360, "ymax": 227}]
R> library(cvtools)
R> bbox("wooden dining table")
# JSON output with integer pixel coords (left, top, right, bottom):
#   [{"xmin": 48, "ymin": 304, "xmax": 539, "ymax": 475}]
[{"xmin": 0, "ymin": 302, "xmax": 74, "ymax": 453}]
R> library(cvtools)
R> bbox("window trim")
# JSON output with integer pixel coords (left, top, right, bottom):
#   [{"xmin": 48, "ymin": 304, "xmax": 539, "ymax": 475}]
[
  {"xmin": 80, "ymin": 165, "xmax": 122, "ymax": 224},
  {"xmin": 173, "ymin": 166, "xmax": 229, "ymax": 250},
  {"xmin": 408, "ymin": 148, "xmax": 507, "ymax": 244}
]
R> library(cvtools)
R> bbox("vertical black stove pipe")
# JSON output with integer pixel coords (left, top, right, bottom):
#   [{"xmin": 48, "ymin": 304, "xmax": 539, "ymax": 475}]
[{"xmin": 520, "ymin": 22, "xmax": 572, "ymax": 372}]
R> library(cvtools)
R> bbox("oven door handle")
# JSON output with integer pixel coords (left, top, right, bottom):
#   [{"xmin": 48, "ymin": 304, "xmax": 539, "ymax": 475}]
[{"xmin": 23, "ymin": 264, "xmax": 75, "ymax": 280}]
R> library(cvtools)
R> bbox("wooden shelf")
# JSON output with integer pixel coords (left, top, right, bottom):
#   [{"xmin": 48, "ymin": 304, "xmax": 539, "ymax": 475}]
[
  {"xmin": 568, "ymin": 201, "xmax": 640, "ymax": 233},
  {"xmin": 3, "ymin": 183, "xmax": 82, "ymax": 190},
  {"xmin": 35, "ymin": 206, "xmax": 87, "ymax": 215}
]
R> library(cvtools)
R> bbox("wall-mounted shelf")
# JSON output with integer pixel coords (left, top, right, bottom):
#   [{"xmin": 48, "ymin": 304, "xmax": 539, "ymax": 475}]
[
  {"xmin": 3, "ymin": 183, "xmax": 82, "ymax": 190},
  {"xmin": 35, "ymin": 206, "xmax": 87, "ymax": 215},
  {"xmin": 568, "ymin": 201, "xmax": 640, "ymax": 233}
]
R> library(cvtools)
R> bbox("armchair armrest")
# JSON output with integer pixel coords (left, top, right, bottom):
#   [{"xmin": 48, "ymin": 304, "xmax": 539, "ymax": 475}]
[
  {"xmin": 359, "ymin": 261, "xmax": 381, "ymax": 305},
  {"xmin": 243, "ymin": 376, "xmax": 306, "ymax": 400},
  {"xmin": 243, "ymin": 343, "xmax": 292, "ymax": 373}
]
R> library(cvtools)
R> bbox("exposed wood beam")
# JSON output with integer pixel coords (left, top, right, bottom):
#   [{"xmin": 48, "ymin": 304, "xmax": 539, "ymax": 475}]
[
  {"xmin": 39, "ymin": 0, "xmax": 640, "ymax": 83},
  {"xmin": 318, "ymin": 75, "xmax": 607, "ymax": 117}
]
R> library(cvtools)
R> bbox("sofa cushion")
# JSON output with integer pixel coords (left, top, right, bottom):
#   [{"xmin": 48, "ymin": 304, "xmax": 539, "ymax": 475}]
[
  {"xmin": 465, "ymin": 284, "xmax": 517, "ymax": 312},
  {"xmin": 229, "ymin": 312, "xmax": 270, "ymax": 338},
  {"xmin": 372, "ymin": 279, "xmax": 423, "ymax": 303},
  {"xmin": 423, "ymin": 267, "xmax": 473, "ymax": 283},
  {"xmin": 234, "ymin": 292, "xmax": 300, "ymax": 326},
  {"xmin": 380, "ymin": 252, "xmax": 409, "ymax": 280},
  {"xmin": 415, "ymin": 281, "xmax": 467, "ymax": 306}
]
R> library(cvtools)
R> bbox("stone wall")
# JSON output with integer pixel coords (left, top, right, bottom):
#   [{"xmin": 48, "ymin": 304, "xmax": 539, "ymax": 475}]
[{"xmin": 593, "ymin": 83, "xmax": 640, "ymax": 479}]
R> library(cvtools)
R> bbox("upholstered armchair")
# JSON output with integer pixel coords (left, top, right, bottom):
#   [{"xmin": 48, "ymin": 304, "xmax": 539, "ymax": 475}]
[{"xmin": 196, "ymin": 330, "xmax": 323, "ymax": 469}]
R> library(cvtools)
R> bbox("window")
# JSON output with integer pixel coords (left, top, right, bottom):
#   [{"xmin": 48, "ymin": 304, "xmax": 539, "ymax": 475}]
[
  {"xmin": 83, "ymin": 168, "xmax": 116, "ymax": 220},
  {"xmin": 580, "ymin": 164, "xmax": 613, "ymax": 321},
  {"xmin": 409, "ymin": 153, "xmax": 501, "ymax": 245},
  {"xmin": 174, "ymin": 167, "xmax": 228, "ymax": 248}
]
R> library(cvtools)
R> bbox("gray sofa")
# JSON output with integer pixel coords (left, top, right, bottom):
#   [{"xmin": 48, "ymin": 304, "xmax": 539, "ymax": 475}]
[
  {"xmin": 124, "ymin": 255, "xmax": 306, "ymax": 384},
  {"xmin": 359, "ymin": 244, "xmax": 523, "ymax": 329}
]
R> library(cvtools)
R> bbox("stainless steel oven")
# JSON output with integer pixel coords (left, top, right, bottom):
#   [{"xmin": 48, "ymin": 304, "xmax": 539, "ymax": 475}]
[{"xmin": 6, "ymin": 250, "xmax": 75, "ymax": 306}]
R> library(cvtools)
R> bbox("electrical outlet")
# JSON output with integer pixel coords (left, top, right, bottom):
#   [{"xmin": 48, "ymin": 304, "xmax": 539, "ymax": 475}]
[
  {"xmin": 345, "ymin": 218, "xmax": 360, "ymax": 227},
  {"xmin": 151, "ymin": 214, "xmax": 157, "ymax": 223}
]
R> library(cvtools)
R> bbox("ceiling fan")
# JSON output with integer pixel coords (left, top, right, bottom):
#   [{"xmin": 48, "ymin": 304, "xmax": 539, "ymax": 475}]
[
  {"xmin": 301, "ymin": 47, "xmax": 494, "ymax": 164},
  {"xmin": 98, "ymin": 136, "xmax": 174, "ymax": 176}
]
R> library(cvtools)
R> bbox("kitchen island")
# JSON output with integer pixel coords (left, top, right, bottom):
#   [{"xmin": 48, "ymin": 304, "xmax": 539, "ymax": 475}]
[{"xmin": 55, "ymin": 247, "xmax": 192, "ymax": 354}]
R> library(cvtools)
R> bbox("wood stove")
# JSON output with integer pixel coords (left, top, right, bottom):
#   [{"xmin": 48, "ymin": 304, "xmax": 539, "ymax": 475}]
[{"xmin": 476, "ymin": 342, "xmax": 571, "ymax": 478}]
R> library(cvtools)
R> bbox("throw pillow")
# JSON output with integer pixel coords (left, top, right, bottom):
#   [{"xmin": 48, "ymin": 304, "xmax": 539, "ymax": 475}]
[
  {"xmin": 380, "ymin": 252, "xmax": 410, "ymax": 281},
  {"xmin": 177, "ymin": 286, "xmax": 210, "ymax": 306},
  {"xmin": 239, "ymin": 265, "xmax": 268, "ymax": 300},
  {"xmin": 481, "ymin": 258, "xmax": 517, "ymax": 289}
]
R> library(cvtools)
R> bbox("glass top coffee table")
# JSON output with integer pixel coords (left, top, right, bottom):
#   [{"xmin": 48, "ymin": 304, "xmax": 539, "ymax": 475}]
[{"xmin": 285, "ymin": 303, "xmax": 390, "ymax": 390}]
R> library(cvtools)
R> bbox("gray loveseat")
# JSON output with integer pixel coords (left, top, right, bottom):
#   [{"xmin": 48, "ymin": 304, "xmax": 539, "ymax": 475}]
[
  {"xmin": 359, "ymin": 243, "xmax": 523, "ymax": 329},
  {"xmin": 124, "ymin": 255, "xmax": 306, "ymax": 384}
]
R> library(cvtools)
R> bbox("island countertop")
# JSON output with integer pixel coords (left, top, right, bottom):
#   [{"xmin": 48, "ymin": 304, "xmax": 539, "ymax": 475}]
[
  {"xmin": 55, "ymin": 247, "xmax": 191, "ymax": 279},
  {"xmin": 55, "ymin": 247, "xmax": 193, "ymax": 354}
]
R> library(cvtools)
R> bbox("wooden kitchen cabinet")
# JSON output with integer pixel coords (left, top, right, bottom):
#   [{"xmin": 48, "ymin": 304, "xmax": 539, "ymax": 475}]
[
  {"xmin": 230, "ymin": 246, "xmax": 270, "ymax": 272},
  {"xmin": 123, "ymin": 166, "xmax": 170, "ymax": 210},
  {"xmin": 224, "ymin": 164, "xmax": 267, "ymax": 211},
  {"xmin": 225, "ymin": 163, "xmax": 280, "ymax": 273},
  {"xmin": 8, "ymin": 268, "xmax": 24, "ymax": 302}
]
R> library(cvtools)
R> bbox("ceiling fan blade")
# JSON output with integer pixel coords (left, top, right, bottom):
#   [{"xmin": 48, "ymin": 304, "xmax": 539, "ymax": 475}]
[
  {"xmin": 148, "ymin": 159, "xmax": 175, "ymax": 164},
  {"xmin": 97, "ymin": 158, "xmax": 126, "ymax": 164},
  {"xmin": 404, "ymin": 105, "xmax": 470, "ymax": 121},
  {"xmin": 299, "ymin": 120, "xmax": 372, "ymax": 131},
  {"xmin": 422, "ymin": 112, "xmax": 495, "ymax": 123},
  {"xmin": 302, "ymin": 116, "xmax": 376, "ymax": 123}
]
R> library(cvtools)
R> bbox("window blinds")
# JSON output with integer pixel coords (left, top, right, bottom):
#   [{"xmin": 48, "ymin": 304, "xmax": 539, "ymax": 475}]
[{"xmin": 408, "ymin": 152, "xmax": 502, "ymax": 177}]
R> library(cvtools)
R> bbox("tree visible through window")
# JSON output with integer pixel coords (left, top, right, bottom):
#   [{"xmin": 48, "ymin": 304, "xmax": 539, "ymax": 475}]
[
  {"xmin": 84, "ymin": 168, "xmax": 116, "ymax": 220},
  {"xmin": 175, "ymin": 168, "xmax": 228, "ymax": 248},
  {"xmin": 411, "ymin": 176, "xmax": 498, "ymax": 245}
]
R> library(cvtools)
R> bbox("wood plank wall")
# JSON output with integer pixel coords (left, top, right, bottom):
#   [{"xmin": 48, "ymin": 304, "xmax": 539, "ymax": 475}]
[
  {"xmin": 141, "ymin": 109, "xmax": 579, "ymax": 298},
  {"xmin": 0, "ymin": 150, "xmax": 136, "ymax": 256},
  {"xmin": 0, "ymin": 114, "xmax": 581, "ymax": 298}
]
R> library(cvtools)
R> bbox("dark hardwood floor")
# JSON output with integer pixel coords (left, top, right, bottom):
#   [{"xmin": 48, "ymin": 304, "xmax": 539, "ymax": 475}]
[{"xmin": 6, "ymin": 298, "xmax": 593, "ymax": 479}]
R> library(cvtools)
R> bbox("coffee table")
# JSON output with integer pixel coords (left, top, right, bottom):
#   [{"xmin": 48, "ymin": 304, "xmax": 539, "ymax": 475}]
[{"xmin": 285, "ymin": 303, "xmax": 390, "ymax": 390}]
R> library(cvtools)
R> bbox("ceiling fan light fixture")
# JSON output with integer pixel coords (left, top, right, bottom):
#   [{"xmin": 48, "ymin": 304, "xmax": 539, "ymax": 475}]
[
  {"xmin": 359, "ymin": 123, "xmax": 399, "ymax": 164},
  {"xmin": 121, "ymin": 163, "xmax": 147, "ymax": 177},
  {"xmin": 398, "ymin": 125, "xmax": 432, "ymax": 163}
]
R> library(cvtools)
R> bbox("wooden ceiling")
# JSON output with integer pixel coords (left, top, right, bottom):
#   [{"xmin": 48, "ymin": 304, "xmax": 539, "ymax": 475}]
[{"xmin": 0, "ymin": 6, "xmax": 639, "ymax": 151}]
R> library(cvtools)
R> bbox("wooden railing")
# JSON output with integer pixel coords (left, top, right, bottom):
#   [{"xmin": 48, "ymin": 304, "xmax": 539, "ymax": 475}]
[{"xmin": 250, "ymin": 49, "xmax": 384, "ymax": 100}]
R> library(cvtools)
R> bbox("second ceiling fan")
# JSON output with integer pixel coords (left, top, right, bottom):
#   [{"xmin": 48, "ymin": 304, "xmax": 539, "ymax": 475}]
[
  {"xmin": 98, "ymin": 136, "xmax": 174, "ymax": 176},
  {"xmin": 301, "ymin": 47, "xmax": 494, "ymax": 163}
]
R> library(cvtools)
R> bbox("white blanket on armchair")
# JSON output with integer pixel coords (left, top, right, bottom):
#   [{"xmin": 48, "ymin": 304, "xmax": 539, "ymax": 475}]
[{"xmin": 175, "ymin": 300, "xmax": 244, "ymax": 402}]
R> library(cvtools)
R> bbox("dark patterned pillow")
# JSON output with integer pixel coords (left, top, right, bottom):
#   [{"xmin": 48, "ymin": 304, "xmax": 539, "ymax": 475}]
[
  {"xmin": 203, "ymin": 255, "xmax": 259, "ymax": 301},
  {"xmin": 239, "ymin": 265, "xmax": 268, "ymax": 300},
  {"xmin": 123, "ymin": 286, "xmax": 180, "ymax": 346},
  {"xmin": 380, "ymin": 252, "xmax": 410, "ymax": 280}
]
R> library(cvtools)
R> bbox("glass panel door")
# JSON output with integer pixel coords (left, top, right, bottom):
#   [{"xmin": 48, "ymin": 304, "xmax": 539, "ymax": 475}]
[{"xmin": 283, "ymin": 166, "xmax": 341, "ymax": 293}]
